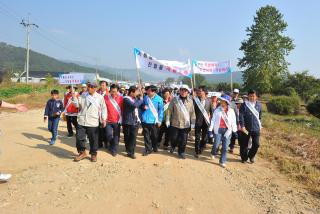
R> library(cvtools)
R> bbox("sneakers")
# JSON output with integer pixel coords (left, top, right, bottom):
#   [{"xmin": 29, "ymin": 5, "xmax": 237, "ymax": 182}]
[
  {"xmin": 228, "ymin": 149, "xmax": 234, "ymax": 154},
  {"xmin": 194, "ymin": 153, "xmax": 199, "ymax": 159},
  {"xmin": 0, "ymin": 173, "xmax": 12, "ymax": 182},
  {"xmin": 67, "ymin": 133, "xmax": 73, "ymax": 138},
  {"xmin": 49, "ymin": 140, "xmax": 55, "ymax": 145},
  {"xmin": 210, "ymin": 154, "xmax": 215, "ymax": 160},
  {"xmin": 179, "ymin": 153, "xmax": 186, "ymax": 159},
  {"xmin": 220, "ymin": 163, "xmax": 226, "ymax": 168},
  {"xmin": 142, "ymin": 151, "xmax": 151, "ymax": 156},
  {"xmin": 74, "ymin": 151, "xmax": 87, "ymax": 162},
  {"xmin": 169, "ymin": 148, "xmax": 175, "ymax": 154}
]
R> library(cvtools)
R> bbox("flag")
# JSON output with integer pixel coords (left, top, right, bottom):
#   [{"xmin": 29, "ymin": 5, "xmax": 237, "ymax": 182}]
[
  {"xmin": 134, "ymin": 48, "xmax": 192, "ymax": 78},
  {"xmin": 192, "ymin": 60, "xmax": 232, "ymax": 74}
]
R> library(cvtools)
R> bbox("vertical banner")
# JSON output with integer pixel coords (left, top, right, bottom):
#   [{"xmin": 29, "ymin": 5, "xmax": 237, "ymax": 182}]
[
  {"xmin": 134, "ymin": 48, "xmax": 192, "ymax": 78},
  {"xmin": 192, "ymin": 60, "xmax": 232, "ymax": 74}
]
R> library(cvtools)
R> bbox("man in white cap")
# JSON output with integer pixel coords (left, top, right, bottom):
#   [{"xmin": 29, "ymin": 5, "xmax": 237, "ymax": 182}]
[
  {"xmin": 232, "ymin": 89, "xmax": 240, "ymax": 101},
  {"xmin": 166, "ymin": 84, "xmax": 196, "ymax": 159}
]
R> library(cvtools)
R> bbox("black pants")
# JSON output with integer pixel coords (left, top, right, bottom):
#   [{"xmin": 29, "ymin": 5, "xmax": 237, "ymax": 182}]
[
  {"xmin": 142, "ymin": 123, "xmax": 159, "ymax": 153},
  {"xmin": 66, "ymin": 115, "xmax": 78, "ymax": 135},
  {"xmin": 229, "ymin": 131, "xmax": 239, "ymax": 150},
  {"xmin": 170, "ymin": 126, "xmax": 190, "ymax": 155},
  {"xmin": 195, "ymin": 122, "xmax": 209, "ymax": 154},
  {"xmin": 76, "ymin": 125, "xmax": 99, "ymax": 155},
  {"xmin": 105, "ymin": 123, "xmax": 121, "ymax": 154},
  {"xmin": 240, "ymin": 131, "xmax": 260, "ymax": 161},
  {"xmin": 123, "ymin": 124, "xmax": 139, "ymax": 155},
  {"xmin": 158, "ymin": 122, "xmax": 170, "ymax": 147},
  {"xmin": 98, "ymin": 126, "xmax": 107, "ymax": 148}
]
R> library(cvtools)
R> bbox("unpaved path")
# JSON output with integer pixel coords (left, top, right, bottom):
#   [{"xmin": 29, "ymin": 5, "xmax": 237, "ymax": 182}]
[{"xmin": 0, "ymin": 110, "xmax": 319, "ymax": 213}]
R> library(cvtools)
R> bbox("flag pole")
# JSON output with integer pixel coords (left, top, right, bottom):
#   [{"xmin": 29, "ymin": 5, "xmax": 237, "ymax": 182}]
[
  {"xmin": 189, "ymin": 59, "xmax": 194, "ymax": 94},
  {"xmin": 229, "ymin": 60, "xmax": 233, "ymax": 92},
  {"xmin": 192, "ymin": 59, "xmax": 196, "ymax": 89}
]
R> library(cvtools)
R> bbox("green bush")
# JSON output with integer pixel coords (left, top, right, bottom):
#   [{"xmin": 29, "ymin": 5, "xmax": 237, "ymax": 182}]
[
  {"xmin": 266, "ymin": 96, "xmax": 300, "ymax": 115},
  {"xmin": 0, "ymin": 84, "xmax": 49, "ymax": 99},
  {"xmin": 307, "ymin": 97, "xmax": 320, "ymax": 119}
]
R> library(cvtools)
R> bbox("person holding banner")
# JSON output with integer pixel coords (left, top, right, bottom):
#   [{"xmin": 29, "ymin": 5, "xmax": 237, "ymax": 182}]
[
  {"xmin": 208, "ymin": 95, "xmax": 237, "ymax": 168},
  {"xmin": 72, "ymin": 82, "xmax": 107, "ymax": 162},
  {"xmin": 104, "ymin": 84, "xmax": 124, "ymax": 157},
  {"xmin": 64, "ymin": 85, "xmax": 79, "ymax": 137},
  {"xmin": 193, "ymin": 86, "xmax": 212, "ymax": 158},
  {"xmin": 166, "ymin": 85, "xmax": 196, "ymax": 159},
  {"xmin": 239, "ymin": 90, "xmax": 262, "ymax": 164},
  {"xmin": 97, "ymin": 80, "xmax": 109, "ymax": 148},
  {"xmin": 157, "ymin": 88, "xmax": 172, "ymax": 150},
  {"xmin": 141, "ymin": 85, "xmax": 164, "ymax": 156},
  {"xmin": 122, "ymin": 86, "xmax": 144, "ymax": 159}
]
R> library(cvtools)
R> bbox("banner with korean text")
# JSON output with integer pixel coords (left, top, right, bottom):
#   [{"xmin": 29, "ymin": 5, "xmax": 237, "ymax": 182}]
[
  {"xmin": 192, "ymin": 60, "xmax": 232, "ymax": 74},
  {"xmin": 134, "ymin": 48, "xmax": 192, "ymax": 78}
]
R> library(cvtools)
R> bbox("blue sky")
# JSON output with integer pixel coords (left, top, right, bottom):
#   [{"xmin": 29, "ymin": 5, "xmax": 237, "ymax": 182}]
[{"xmin": 0, "ymin": 0, "xmax": 319, "ymax": 77}]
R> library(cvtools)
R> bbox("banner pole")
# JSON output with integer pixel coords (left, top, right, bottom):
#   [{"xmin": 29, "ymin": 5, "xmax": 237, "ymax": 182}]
[
  {"xmin": 136, "ymin": 68, "xmax": 142, "ymax": 87},
  {"xmin": 229, "ymin": 60, "xmax": 233, "ymax": 92}
]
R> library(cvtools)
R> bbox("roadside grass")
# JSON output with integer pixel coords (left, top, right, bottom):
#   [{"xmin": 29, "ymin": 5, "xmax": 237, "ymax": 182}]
[{"xmin": 260, "ymin": 111, "xmax": 320, "ymax": 197}]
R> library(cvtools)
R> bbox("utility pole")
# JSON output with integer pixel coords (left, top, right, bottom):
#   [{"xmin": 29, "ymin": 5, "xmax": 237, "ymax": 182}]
[{"xmin": 20, "ymin": 15, "xmax": 38, "ymax": 84}]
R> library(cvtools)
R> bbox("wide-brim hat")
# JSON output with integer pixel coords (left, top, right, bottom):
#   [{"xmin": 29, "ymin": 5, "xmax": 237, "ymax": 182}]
[{"xmin": 218, "ymin": 95, "xmax": 231, "ymax": 105}]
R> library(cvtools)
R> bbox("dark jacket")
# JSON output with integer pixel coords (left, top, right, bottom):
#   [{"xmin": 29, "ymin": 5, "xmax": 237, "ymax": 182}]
[
  {"xmin": 239, "ymin": 101, "xmax": 262, "ymax": 132},
  {"xmin": 193, "ymin": 97, "xmax": 212, "ymax": 127},
  {"xmin": 122, "ymin": 96, "xmax": 143, "ymax": 126},
  {"xmin": 44, "ymin": 99, "xmax": 64, "ymax": 118}
]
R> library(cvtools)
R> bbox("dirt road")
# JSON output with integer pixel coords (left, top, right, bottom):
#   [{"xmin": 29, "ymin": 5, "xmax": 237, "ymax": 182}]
[{"xmin": 0, "ymin": 110, "xmax": 319, "ymax": 213}]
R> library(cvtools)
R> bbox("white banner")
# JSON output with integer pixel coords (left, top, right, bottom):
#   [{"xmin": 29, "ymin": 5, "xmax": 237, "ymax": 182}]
[
  {"xmin": 192, "ymin": 60, "xmax": 232, "ymax": 74},
  {"xmin": 134, "ymin": 48, "xmax": 192, "ymax": 78},
  {"xmin": 59, "ymin": 73, "xmax": 85, "ymax": 85}
]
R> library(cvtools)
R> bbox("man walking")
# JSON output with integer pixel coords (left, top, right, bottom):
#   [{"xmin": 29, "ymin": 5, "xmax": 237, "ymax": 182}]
[
  {"xmin": 239, "ymin": 90, "xmax": 262, "ymax": 163},
  {"xmin": 193, "ymin": 86, "xmax": 212, "ymax": 158},
  {"xmin": 141, "ymin": 85, "xmax": 164, "ymax": 156},
  {"xmin": 166, "ymin": 85, "xmax": 195, "ymax": 159},
  {"xmin": 72, "ymin": 82, "xmax": 107, "ymax": 162}
]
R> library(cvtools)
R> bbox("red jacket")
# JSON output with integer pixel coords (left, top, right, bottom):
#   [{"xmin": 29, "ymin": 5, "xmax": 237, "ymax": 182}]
[
  {"xmin": 64, "ymin": 92, "xmax": 79, "ymax": 115},
  {"xmin": 104, "ymin": 94, "xmax": 123, "ymax": 123}
]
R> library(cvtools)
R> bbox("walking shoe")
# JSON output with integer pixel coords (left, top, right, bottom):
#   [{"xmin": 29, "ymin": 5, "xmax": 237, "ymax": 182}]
[
  {"xmin": 194, "ymin": 153, "xmax": 199, "ymax": 158},
  {"xmin": 210, "ymin": 154, "xmax": 215, "ymax": 160},
  {"xmin": 220, "ymin": 163, "xmax": 226, "ymax": 168},
  {"xmin": 67, "ymin": 133, "xmax": 73, "ymax": 138},
  {"xmin": 228, "ymin": 149, "xmax": 234, "ymax": 154},
  {"xmin": 91, "ymin": 154, "xmax": 97, "ymax": 162},
  {"xmin": 127, "ymin": 154, "xmax": 136, "ymax": 159},
  {"xmin": 241, "ymin": 160, "xmax": 246, "ymax": 163},
  {"xmin": 142, "ymin": 151, "xmax": 151, "ymax": 156},
  {"xmin": 169, "ymin": 148, "xmax": 175, "ymax": 153},
  {"xmin": 250, "ymin": 158, "xmax": 255, "ymax": 164},
  {"xmin": 179, "ymin": 153, "xmax": 186, "ymax": 159},
  {"xmin": 163, "ymin": 145, "xmax": 169, "ymax": 150},
  {"xmin": 49, "ymin": 140, "xmax": 55, "ymax": 145},
  {"xmin": 111, "ymin": 152, "xmax": 117, "ymax": 157},
  {"xmin": 153, "ymin": 148, "xmax": 158, "ymax": 153},
  {"xmin": 74, "ymin": 151, "xmax": 87, "ymax": 162},
  {"xmin": 0, "ymin": 173, "xmax": 12, "ymax": 182}
]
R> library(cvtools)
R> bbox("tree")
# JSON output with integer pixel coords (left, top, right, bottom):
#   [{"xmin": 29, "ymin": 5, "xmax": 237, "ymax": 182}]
[
  {"xmin": 165, "ymin": 77, "xmax": 175, "ymax": 85},
  {"xmin": 238, "ymin": 5, "xmax": 294, "ymax": 93}
]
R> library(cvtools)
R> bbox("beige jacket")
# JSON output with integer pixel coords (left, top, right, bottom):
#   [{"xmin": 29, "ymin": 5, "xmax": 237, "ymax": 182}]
[
  {"xmin": 166, "ymin": 96, "xmax": 196, "ymax": 129},
  {"xmin": 72, "ymin": 92, "xmax": 107, "ymax": 127}
]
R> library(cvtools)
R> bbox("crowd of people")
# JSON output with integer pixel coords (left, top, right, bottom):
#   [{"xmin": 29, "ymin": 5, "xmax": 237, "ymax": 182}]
[{"xmin": 43, "ymin": 80, "xmax": 262, "ymax": 168}]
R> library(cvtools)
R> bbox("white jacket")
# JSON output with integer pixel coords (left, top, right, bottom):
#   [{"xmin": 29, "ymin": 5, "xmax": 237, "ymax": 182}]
[
  {"xmin": 72, "ymin": 92, "xmax": 107, "ymax": 127},
  {"xmin": 209, "ymin": 106, "xmax": 237, "ymax": 137}
]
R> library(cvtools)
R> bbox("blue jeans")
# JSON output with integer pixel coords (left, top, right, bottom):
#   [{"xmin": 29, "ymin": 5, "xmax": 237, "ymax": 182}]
[
  {"xmin": 211, "ymin": 128, "xmax": 231, "ymax": 164},
  {"xmin": 48, "ymin": 117, "xmax": 60, "ymax": 142},
  {"xmin": 105, "ymin": 123, "xmax": 121, "ymax": 153}
]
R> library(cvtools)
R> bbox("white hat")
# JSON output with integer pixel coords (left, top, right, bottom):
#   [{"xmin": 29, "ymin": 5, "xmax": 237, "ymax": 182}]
[
  {"xmin": 81, "ymin": 84, "xmax": 87, "ymax": 87},
  {"xmin": 125, "ymin": 85, "xmax": 129, "ymax": 90},
  {"xmin": 179, "ymin": 84, "xmax": 191, "ymax": 93},
  {"xmin": 233, "ymin": 88, "xmax": 240, "ymax": 93}
]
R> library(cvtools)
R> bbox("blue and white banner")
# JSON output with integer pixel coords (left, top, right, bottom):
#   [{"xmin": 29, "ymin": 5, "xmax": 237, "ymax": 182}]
[
  {"xmin": 59, "ymin": 73, "xmax": 85, "ymax": 85},
  {"xmin": 134, "ymin": 48, "xmax": 192, "ymax": 78},
  {"xmin": 192, "ymin": 60, "xmax": 232, "ymax": 74}
]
